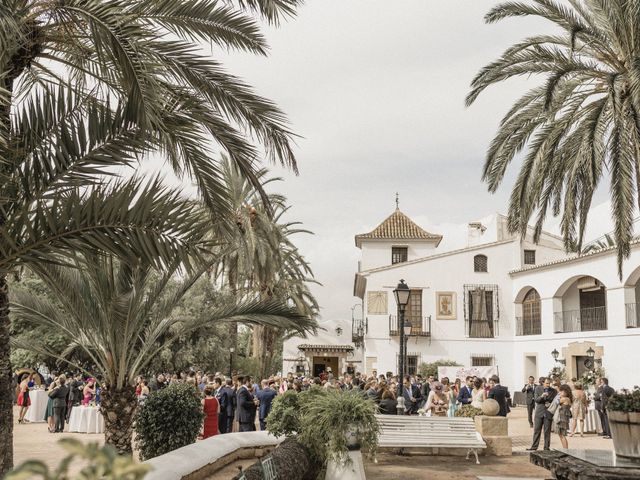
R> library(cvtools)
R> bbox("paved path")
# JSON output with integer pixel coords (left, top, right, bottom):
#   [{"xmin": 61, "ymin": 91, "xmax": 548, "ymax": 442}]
[{"xmin": 12, "ymin": 404, "xmax": 615, "ymax": 478}]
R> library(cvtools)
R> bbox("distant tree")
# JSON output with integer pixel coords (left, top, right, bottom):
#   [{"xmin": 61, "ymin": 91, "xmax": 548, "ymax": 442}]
[{"xmin": 11, "ymin": 254, "xmax": 315, "ymax": 454}]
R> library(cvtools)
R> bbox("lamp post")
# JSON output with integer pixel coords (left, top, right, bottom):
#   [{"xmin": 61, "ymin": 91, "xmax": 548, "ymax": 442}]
[
  {"xmin": 393, "ymin": 279, "xmax": 411, "ymax": 415},
  {"xmin": 229, "ymin": 347, "xmax": 235, "ymax": 378},
  {"xmin": 551, "ymin": 348, "xmax": 566, "ymax": 366},
  {"xmin": 586, "ymin": 347, "xmax": 595, "ymax": 358}
]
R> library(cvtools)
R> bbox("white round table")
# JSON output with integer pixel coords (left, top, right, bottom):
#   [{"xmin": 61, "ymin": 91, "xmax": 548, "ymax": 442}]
[
  {"xmin": 585, "ymin": 407, "xmax": 603, "ymax": 434},
  {"xmin": 25, "ymin": 389, "xmax": 49, "ymax": 423},
  {"xmin": 68, "ymin": 406, "xmax": 104, "ymax": 433}
]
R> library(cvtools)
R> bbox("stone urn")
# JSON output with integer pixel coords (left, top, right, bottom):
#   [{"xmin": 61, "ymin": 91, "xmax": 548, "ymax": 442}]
[
  {"xmin": 609, "ymin": 411, "xmax": 640, "ymax": 459},
  {"xmin": 482, "ymin": 398, "xmax": 500, "ymax": 417}
]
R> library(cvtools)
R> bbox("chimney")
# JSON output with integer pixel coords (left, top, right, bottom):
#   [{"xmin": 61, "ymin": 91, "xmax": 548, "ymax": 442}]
[{"xmin": 468, "ymin": 222, "xmax": 486, "ymax": 247}]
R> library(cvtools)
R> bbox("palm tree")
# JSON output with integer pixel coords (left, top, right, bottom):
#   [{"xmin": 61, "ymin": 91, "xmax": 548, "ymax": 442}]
[
  {"xmin": 1, "ymin": 0, "xmax": 302, "ymax": 471},
  {"xmin": 213, "ymin": 159, "xmax": 318, "ymax": 377},
  {"xmin": 11, "ymin": 254, "xmax": 315, "ymax": 455},
  {"xmin": 466, "ymin": 0, "xmax": 640, "ymax": 275}
]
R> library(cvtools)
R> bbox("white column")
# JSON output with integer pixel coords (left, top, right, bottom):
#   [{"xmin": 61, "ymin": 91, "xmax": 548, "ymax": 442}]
[{"xmin": 606, "ymin": 287, "xmax": 627, "ymax": 332}]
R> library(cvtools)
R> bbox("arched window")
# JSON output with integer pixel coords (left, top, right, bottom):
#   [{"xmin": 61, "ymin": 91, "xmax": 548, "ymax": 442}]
[
  {"xmin": 522, "ymin": 288, "xmax": 541, "ymax": 335},
  {"xmin": 474, "ymin": 254, "xmax": 488, "ymax": 273}
]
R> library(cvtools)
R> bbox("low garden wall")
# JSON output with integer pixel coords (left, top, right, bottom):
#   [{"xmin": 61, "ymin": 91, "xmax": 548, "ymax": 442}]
[{"xmin": 143, "ymin": 431, "xmax": 283, "ymax": 480}]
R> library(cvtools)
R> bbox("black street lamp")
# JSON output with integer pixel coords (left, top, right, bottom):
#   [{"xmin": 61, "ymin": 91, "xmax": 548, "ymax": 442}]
[
  {"xmin": 551, "ymin": 348, "xmax": 566, "ymax": 365},
  {"xmin": 586, "ymin": 347, "xmax": 595, "ymax": 358},
  {"xmin": 393, "ymin": 279, "xmax": 411, "ymax": 415}
]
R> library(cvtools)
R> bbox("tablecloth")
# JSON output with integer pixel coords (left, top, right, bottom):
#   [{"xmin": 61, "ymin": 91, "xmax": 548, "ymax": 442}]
[
  {"xmin": 68, "ymin": 406, "xmax": 104, "ymax": 433},
  {"xmin": 584, "ymin": 408, "xmax": 602, "ymax": 434},
  {"xmin": 25, "ymin": 389, "xmax": 49, "ymax": 423}
]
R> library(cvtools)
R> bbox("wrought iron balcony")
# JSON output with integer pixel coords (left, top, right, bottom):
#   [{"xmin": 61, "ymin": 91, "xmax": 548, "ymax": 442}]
[
  {"xmin": 553, "ymin": 306, "xmax": 607, "ymax": 333},
  {"xmin": 625, "ymin": 303, "xmax": 640, "ymax": 328},
  {"xmin": 515, "ymin": 316, "xmax": 541, "ymax": 336},
  {"xmin": 389, "ymin": 315, "xmax": 431, "ymax": 337},
  {"xmin": 464, "ymin": 318, "xmax": 499, "ymax": 338}
]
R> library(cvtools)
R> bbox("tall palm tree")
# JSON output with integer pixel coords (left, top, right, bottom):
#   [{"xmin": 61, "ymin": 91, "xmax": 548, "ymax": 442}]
[
  {"xmin": 213, "ymin": 158, "xmax": 318, "ymax": 377},
  {"xmin": 11, "ymin": 254, "xmax": 315, "ymax": 455},
  {"xmin": 466, "ymin": 0, "xmax": 640, "ymax": 275},
  {"xmin": 1, "ymin": 0, "xmax": 302, "ymax": 472}
]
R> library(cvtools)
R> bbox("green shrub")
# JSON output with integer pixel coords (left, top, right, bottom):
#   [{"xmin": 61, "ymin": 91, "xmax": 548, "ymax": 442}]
[
  {"xmin": 267, "ymin": 386, "xmax": 327, "ymax": 437},
  {"xmin": 608, "ymin": 386, "xmax": 640, "ymax": 413},
  {"xmin": 417, "ymin": 359, "xmax": 461, "ymax": 379},
  {"xmin": 6, "ymin": 439, "xmax": 150, "ymax": 479},
  {"xmin": 299, "ymin": 389, "xmax": 379, "ymax": 464},
  {"xmin": 134, "ymin": 383, "xmax": 204, "ymax": 460},
  {"xmin": 455, "ymin": 404, "xmax": 484, "ymax": 418}
]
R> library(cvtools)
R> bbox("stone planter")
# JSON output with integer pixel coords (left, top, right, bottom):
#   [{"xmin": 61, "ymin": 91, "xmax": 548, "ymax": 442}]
[{"xmin": 609, "ymin": 411, "xmax": 640, "ymax": 460}]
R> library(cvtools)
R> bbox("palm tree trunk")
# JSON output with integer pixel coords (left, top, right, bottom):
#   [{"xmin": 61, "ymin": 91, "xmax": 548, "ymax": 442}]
[
  {"xmin": 100, "ymin": 385, "xmax": 137, "ymax": 455},
  {"xmin": 0, "ymin": 275, "xmax": 13, "ymax": 476}
]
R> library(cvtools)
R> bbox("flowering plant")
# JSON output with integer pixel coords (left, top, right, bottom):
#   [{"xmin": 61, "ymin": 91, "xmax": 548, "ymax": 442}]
[
  {"xmin": 548, "ymin": 366, "xmax": 566, "ymax": 381},
  {"xmin": 580, "ymin": 366, "xmax": 605, "ymax": 386}
]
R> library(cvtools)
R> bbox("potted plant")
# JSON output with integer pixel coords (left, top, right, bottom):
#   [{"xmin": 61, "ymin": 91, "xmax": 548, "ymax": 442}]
[
  {"xmin": 299, "ymin": 389, "xmax": 380, "ymax": 465},
  {"xmin": 607, "ymin": 386, "xmax": 640, "ymax": 459}
]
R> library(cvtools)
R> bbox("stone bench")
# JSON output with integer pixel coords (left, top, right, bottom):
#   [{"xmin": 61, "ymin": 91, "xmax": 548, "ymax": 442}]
[
  {"xmin": 376, "ymin": 415, "xmax": 487, "ymax": 463},
  {"xmin": 143, "ymin": 431, "xmax": 283, "ymax": 480}
]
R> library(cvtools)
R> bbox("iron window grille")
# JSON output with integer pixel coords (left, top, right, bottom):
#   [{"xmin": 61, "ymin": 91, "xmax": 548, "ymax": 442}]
[
  {"xmin": 474, "ymin": 254, "xmax": 488, "ymax": 272},
  {"xmin": 524, "ymin": 249, "xmax": 536, "ymax": 265},
  {"xmin": 463, "ymin": 284, "xmax": 499, "ymax": 338}
]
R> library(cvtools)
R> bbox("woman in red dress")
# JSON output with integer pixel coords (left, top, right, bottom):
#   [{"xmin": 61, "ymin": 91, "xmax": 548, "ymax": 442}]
[{"xmin": 201, "ymin": 385, "xmax": 219, "ymax": 439}]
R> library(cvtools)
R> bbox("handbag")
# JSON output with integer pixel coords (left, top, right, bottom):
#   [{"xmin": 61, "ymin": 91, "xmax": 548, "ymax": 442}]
[{"xmin": 546, "ymin": 399, "xmax": 558, "ymax": 415}]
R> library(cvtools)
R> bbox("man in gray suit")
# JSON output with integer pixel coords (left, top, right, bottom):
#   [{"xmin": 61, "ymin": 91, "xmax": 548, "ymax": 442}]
[{"xmin": 527, "ymin": 377, "xmax": 557, "ymax": 451}]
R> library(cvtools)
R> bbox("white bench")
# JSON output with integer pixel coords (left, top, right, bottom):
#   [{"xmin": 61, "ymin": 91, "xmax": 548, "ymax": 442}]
[{"xmin": 375, "ymin": 415, "xmax": 487, "ymax": 464}]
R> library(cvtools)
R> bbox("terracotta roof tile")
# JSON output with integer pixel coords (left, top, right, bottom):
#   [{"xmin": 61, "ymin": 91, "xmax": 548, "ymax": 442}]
[{"xmin": 355, "ymin": 209, "xmax": 442, "ymax": 247}]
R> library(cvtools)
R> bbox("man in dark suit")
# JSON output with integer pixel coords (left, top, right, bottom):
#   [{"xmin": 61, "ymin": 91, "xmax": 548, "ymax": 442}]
[
  {"xmin": 522, "ymin": 376, "xmax": 536, "ymax": 428},
  {"xmin": 487, "ymin": 375, "xmax": 510, "ymax": 417},
  {"xmin": 237, "ymin": 376, "xmax": 258, "ymax": 432},
  {"xmin": 527, "ymin": 377, "xmax": 557, "ymax": 451},
  {"xmin": 594, "ymin": 377, "xmax": 615, "ymax": 438},
  {"xmin": 48, "ymin": 374, "xmax": 70, "ymax": 433},
  {"xmin": 256, "ymin": 380, "xmax": 277, "ymax": 430},
  {"xmin": 218, "ymin": 378, "xmax": 236, "ymax": 434},
  {"xmin": 457, "ymin": 376, "xmax": 474, "ymax": 406}
]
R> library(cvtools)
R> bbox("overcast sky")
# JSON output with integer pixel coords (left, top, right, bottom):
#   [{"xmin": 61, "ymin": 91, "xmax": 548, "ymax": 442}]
[{"xmin": 205, "ymin": 1, "xmax": 614, "ymax": 327}]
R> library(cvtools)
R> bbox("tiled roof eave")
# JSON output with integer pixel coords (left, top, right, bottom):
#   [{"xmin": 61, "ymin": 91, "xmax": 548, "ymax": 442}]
[{"xmin": 509, "ymin": 239, "xmax": 640, "ymax": 274}]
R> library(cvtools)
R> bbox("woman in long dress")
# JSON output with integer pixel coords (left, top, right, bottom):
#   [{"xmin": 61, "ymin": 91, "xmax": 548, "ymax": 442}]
[
  {"xmin": 570, "ymin": 382, "xmax": 588, "ymax": 437},
  {"xmin": 201, "ymin": 386, "xmax": 220, "ymax": 439},
  {"xmin": 426, "ymin": 382, "xmax": 449, "ymax": 417},
  {"xmin": 441, "ymin": 377, "xmax": 457, "ymax": 417},
  {"xmin": 471, "ymin": 378, "xmax": 485, "ymax": 409}
]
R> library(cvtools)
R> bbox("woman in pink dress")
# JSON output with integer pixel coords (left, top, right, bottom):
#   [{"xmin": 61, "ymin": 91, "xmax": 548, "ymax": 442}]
[
  {"xmin": 82, "ymin": 378, "xmax": 96, "ymax": 405},
  {"xmin": 201, "ymin": 386, "xmax": 219, "ymax": 439}
]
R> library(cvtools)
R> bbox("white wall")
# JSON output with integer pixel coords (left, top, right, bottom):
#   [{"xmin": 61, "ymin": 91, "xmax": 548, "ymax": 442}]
[
  {"xmin": 361, "ymin": 240, "xmax": 518, "ymax": 385},
  {"xmin": 359, "ymin": 239, "xmax": 438, "ymax": 271},
  {"xmin": 511, "ymin": 247, "xmax": 640, "ymax": 389}
]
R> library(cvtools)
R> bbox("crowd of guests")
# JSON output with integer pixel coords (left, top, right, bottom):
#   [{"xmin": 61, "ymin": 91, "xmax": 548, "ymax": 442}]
[
  {"xmin": 363, "ymin": 373, "xmax": 511, "ymax": 418},
  {"xmin": 523, "ymin": 375, "xmax": 615, "ymax": 451},
  {"xmin": 130, "ymin": 369, "xmax": 517, "ymax": 439},
  {"xmin": 137, "ymin": 371, "xmax": 280, "ymax": 439},
  {"xmin": 14, "ymin": 371, "xmax": 99, "ymax": 433}
]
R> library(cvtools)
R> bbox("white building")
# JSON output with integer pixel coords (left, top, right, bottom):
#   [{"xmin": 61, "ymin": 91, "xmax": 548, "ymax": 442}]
[{"xmin": 283, "ymin": 206, "xmax": 640, "ymax": 391}]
